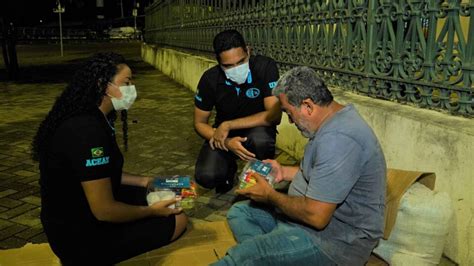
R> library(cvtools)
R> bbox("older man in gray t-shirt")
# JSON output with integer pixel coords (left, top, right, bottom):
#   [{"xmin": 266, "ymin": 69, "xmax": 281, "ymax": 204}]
[
  {"xmin": 213, "ymin": 67, "xmax": 386, "ymax": 266},
  {"xmin": 288, "ymin": 103, "xmax": 386, "ymax": 265}
]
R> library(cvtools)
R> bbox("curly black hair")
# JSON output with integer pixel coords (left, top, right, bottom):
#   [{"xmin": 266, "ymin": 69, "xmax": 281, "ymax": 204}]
[{"xmin": 32, "ymin": 52, "xmax": 129, "ymax": 161}]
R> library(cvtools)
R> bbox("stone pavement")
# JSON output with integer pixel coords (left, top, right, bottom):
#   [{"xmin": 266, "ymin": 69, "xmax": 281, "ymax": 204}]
[{"xmin": 0, "ymin": 42, "xmax": 298, "ymax": 250}]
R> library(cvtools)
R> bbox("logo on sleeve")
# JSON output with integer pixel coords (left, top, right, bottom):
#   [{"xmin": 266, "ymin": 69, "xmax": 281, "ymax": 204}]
[
  {"xmin": 86, "ymin": 147, "xmax": 109, "ymax": 167},
  {"xmin": 246, "ymin": 88, "xmax": 260, "ymax": 98},
  {"xmin": 195, "ymin": 90, "xmax": 203, "ymax": 102},
  {"xmin": 268, "ymin": 81, "xmax": 277, "ymax": 89},
  {"xmin": 91, "ymin": 147, "xmax": 104, "ymax": 158}
]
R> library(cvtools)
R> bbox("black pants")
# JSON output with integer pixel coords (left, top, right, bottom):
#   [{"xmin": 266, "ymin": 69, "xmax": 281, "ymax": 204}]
[
  {"xmin": 43, "ymin": 186, "xmax": 176, "ymax": 266},
  {"xmin": 194, "ymin": 126, "xmax": 276, "ymax": 189}
]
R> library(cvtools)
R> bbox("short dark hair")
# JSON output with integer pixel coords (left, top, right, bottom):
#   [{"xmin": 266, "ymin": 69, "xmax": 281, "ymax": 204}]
[
  {"xmin": 213, "ymin": 29, "xmax": 247, "ymax": 62},
  {"xmin": 273, "ymin": 66, "xmax": 333, "ymax": 107}
]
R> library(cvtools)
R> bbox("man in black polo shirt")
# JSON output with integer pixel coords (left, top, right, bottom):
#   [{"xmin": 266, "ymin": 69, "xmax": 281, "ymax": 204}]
[{"xmin": 194, "ymin": 29, "xmax": 281, "ymax": 193}]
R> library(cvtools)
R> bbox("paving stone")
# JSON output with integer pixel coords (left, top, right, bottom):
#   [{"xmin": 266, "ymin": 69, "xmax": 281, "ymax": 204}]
[
  {"xmin": 4, "ymin": 182, "xmax": 32, "ymax": 192},
  {"xmin": 15, "ymin": 225, "xmax": 44, "ymax": 240},
  {"xmin": 13, "ymin": 170, "xmax": 37, "ymax": 177},
  {"xmin": 3, "ymin": 164, "xmax": 34, "ymax": 174},
  {"xmin": 0, "ymin": 189, "xmax": 17, "ymax": 198},
  {"xmin": 171, "ymin": 151, "xmax": 188, "ymax": 157},
  {"xmin": 208, "ymin": 198, "xmax": 230, "ymax": 209},
  {"xmin": 0, "ymin": 197, "xmax": 23, "ymax": 208},
  {"xmin": 0, "ymin": 160, "xmax": 21, "ymax": 167},
  {"xmin": 173, "ymin": 164, "xmax": 189, "ymax": 170},
  {"xmin": 196, "ymin": 196, "xmax": 211, "ymax": 204},
  {"xmin": 0, "ymin": 224, "xmax": 28, "ymax": 241},
  {"xmin": 148, "ymin": 166, "xmax": 166, "ymax": 175},
  {"xmin": 215, "ymin": 193, "xmax": 238, "ymax": 202},
  {"xmin": 9, "ymin": 187, "xmax": 40, "ymax": 200},
  {"xmin": 190, "ymin": 206, "xmax": 216, "ymax": 220},
  {"xmin": 138, "ymin": 153, "xmax": 156, "ymax": 159},
  {"xmin": 17, "ymin": 175, "xmax": 39, "ymax": 184},
  {"xmin": 0, "ymin": 179, "xmax": 15, "ymax": 187},
  {"xmin": 11, "ymin": 207, "xmax": 42, "ymax": 227},
  {"xmin": 30, "ymin": 232, "xmax": 49, "ymax": 244},
  {"xmin": 0, "ymin": 173, "xmax": 10, "ymax": 180},
  {"xmin": 0, "ymin": 203, "xmax": 36, "ymax": 220},
  {"xmin": 20, "ymin": 196, "xmax": 41, "ymax": 206},
  {"xmin": 0, "ymin": 236, "xmax": 28, "ymax": 249},
  {"xmin": 0, "ymin": 219, "xmax": 14, "ymax": 231},
  {"xmin": 28, "ymin": 181, "xmax": 40, "ymax": 187}
]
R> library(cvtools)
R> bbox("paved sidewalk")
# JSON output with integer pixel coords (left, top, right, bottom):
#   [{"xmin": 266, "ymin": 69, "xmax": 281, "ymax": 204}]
[{"xmin": 0, "ymin": 42, "xmax": 298, "ymax": 250}]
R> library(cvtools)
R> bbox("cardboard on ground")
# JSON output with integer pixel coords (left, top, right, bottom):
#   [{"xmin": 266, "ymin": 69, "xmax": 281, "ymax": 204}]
[{"xmin": 0, "ymin": 220, "xmax": 237, "ymax": 266}]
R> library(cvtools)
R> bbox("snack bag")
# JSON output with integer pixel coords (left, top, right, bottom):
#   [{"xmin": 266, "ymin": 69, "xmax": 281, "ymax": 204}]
[
  {"xmin": 238, "ymin": 160, "xmax": 275, "ymax": 189},
  {"xmin": 147, "ymin": 176, "xmax": 198, "ymax": 209}
]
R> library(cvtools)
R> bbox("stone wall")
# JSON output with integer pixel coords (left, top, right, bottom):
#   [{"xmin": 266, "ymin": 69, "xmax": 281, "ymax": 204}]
[{"xmin": 142, "ymin": 43, "xmax": 474, "ymax": 265}]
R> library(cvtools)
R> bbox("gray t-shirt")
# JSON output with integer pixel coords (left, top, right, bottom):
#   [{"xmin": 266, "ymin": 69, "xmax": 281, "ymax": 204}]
[{"xmin": 288, "ymin": 104, "xmax": 386, "ymax": 266}]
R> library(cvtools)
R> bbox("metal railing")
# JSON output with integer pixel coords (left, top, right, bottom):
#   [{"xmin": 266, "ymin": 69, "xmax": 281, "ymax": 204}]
[{"xmin": 145, "ymin": 0, "xmax": 473, "ymax": 116}]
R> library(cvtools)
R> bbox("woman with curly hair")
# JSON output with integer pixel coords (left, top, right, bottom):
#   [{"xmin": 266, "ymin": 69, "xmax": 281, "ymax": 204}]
[{"xmin": 32, "ymin": 52, "xmax": 187, "ymax": 265}]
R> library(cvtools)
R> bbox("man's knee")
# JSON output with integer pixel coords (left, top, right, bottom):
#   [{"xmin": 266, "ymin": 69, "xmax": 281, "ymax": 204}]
[
  {"xmin": 194, "ymin": 169, "xmax": 218, "ymax": 189},
  {"xmin": 247, "ymin": 136, "xmax": 274, "ymax": 151},
  {"xmin": 246, "ymin": 136, "xmax": 275, "ymax": 159},
  {"xmin": 227, "ymin": 201, "xmax": 252, "ymax": 220},
  {"xmin": 245, "ymin": 127, "xmax": 275, "ymax": 151}
]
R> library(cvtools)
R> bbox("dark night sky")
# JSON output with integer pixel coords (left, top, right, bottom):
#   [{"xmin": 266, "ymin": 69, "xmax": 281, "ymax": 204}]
[{"xmin": 2, "ymin": 0, "xmax": 152, "ymax": 27}]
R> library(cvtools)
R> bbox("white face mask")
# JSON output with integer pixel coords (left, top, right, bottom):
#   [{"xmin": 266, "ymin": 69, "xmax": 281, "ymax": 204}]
[
  {"xmin": 109, "ymin": 84, "xmax": 137, "ymax": 111},
  {"xmin": 223, "ymin": 62, "xmax": 250, "ymax": 85}
]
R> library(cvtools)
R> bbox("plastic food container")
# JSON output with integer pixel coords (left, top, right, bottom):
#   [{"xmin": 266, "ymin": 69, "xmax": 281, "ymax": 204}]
[
  {"xmin": 238, "ymin": 160, "xmax": 275, "ymax": 189},
  {"xmin": 147, "ymin": 176, "xmax": 198, "ymax": 209}
]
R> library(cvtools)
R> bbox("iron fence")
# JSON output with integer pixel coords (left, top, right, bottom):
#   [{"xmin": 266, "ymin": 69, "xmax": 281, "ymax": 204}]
[{"xmin": 145, "ymin": 0, "xmax": 473, "ymax": 116}]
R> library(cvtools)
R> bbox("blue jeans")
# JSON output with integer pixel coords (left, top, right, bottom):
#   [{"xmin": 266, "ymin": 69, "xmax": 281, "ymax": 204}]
[{"xmin": 212, "ymin": 201, "xmax": 336, "ymax": 266}]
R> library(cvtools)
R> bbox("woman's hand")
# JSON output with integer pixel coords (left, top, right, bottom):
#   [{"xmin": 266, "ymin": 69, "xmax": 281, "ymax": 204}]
[
  {"xmin": 142, "ymin": 176, "xmax": 154, "ymax": 187},
  {"xmin": 149, "ymin": 198, "xmax": 182, "ymax": 217}
]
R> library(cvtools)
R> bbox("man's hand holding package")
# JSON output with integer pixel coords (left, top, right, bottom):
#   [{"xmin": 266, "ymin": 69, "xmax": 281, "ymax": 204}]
[{"xmin": 236, "ymin": 173, "xmax": 274, "ymax": 204}]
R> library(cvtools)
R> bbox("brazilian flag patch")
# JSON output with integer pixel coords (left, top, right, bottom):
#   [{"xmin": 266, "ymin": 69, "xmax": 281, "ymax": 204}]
[{"xmin": 91, "ymin": 147, "xmax": 104, "ymax": 158}]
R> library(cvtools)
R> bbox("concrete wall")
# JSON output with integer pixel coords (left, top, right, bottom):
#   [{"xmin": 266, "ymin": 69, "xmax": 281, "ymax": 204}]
[{"xmin": 142, "ymin": 43, "xmax": 474, "ymax": 265}]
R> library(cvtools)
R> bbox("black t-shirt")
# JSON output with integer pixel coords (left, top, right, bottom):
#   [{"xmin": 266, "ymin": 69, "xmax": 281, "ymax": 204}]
[
  {"xmin": 194, "ymin": 55, "xmax": 279, "ymax": 127},
  {"xmin": 39, "ymin": 108, "xmax": 123, "ymax": 227}
]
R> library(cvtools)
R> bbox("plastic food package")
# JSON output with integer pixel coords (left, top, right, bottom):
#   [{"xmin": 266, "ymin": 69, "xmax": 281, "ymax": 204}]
[
  {"xmin": 238, "ymin": 160, "xmax": 275, "ymax": 189},
  {"xmin": 147, "ymin": 176, "xmax": 198, "ymax": 209}
]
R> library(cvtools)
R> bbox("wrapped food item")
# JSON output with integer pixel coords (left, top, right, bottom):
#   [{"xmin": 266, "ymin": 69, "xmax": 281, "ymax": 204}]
[
  {"xmin": 238, "ymin": 160, "xmax": 275, "ymax": 189},
  {"xmin": 147, "ymin": 176, "xmax": 198, "ymax": 209},
  {"xmin": 146, "ymin": 189, "xmax": 176, "ymax": 208}
]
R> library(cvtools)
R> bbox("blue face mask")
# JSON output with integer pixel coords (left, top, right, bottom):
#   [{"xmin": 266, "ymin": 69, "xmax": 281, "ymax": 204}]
[{"xmin": 223, "ymin": 62, "xmax": 250, "ymax": 85}]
